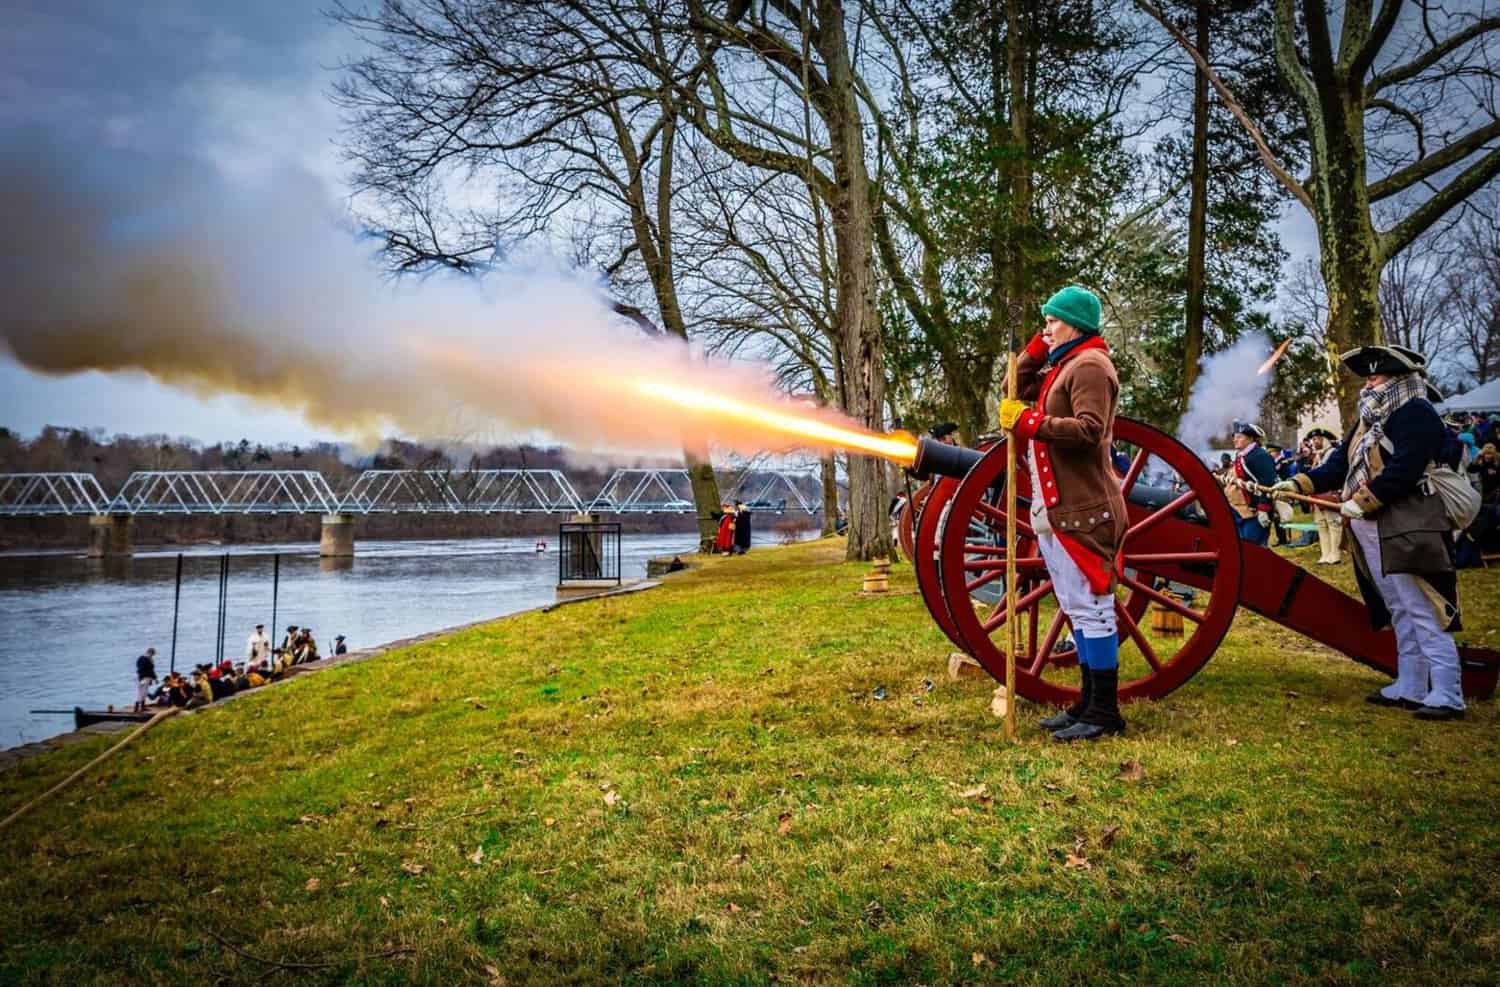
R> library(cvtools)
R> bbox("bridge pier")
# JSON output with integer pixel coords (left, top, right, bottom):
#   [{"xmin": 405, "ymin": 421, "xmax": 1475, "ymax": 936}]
[
  {"xmin": 87, "ymin": 513, "xmax": 133, "ymax": 558},
  {"xmin": 319, "ymin": 513, "xmax": 356, "ymax": 557}
]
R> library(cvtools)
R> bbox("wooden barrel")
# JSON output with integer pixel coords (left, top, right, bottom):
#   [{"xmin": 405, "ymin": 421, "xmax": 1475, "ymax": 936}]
[{"xmin": 1149, "ymin": 601, "xmax": 1184, "ymax": 637}]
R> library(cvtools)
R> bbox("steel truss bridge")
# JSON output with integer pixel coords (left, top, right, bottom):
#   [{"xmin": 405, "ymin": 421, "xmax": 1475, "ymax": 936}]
[{"xmin": 0, "ymin": 468, "xmax": 825, "ymax": 517}]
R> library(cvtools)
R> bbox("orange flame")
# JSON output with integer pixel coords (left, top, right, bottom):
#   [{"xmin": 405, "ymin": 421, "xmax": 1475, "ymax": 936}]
[
  {"xmin": 1257, "ymin": 338, "xmax": 1293, "ymax": 376},
  {"xmin": 632, "ymin": 379, "xmax": 919, "ymax": 464}
]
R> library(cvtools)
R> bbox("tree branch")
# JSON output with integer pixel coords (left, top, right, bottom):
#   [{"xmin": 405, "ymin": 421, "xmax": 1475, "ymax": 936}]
[
  {"xmin": 1134, "ymin": 0, "xmax": 1313, "ymax": 212},
  {"xmin": 1369, "ymin": 117, "xmax": 1500, "ymax": 200},
  {"xmin": 1380, "ymin": 145, "xmax": 1500, "ymax": 260},
  {"xmin": 1367, "ymin": 16, "xmax": 1500, "ymax": 94}
]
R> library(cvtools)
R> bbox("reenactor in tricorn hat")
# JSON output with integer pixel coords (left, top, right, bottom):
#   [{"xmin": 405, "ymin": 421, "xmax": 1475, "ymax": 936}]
[
  {"xmin": 1272, "ymin": 344, "xmax": 1465, "ymax": 720},
  {"xmin": 1303, "ymin": 426, "xmax": 1343, "ymax": 564},
  {"xmin": 1224, "ymin": 421, "xmax": 1278, "ymax": 544}
]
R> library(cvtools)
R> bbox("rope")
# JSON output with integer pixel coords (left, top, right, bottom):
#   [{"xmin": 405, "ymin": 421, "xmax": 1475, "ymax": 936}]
[{"xmin": 0, "ymin": 706, "xmax": 180, "ymax": 835}]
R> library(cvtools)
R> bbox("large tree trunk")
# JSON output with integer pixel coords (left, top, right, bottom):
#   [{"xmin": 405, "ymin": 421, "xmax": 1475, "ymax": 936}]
[
  {"xmin": 1312, "ymin": 93, "xmax": 1381, "ymax": 430},
  {"xmin": 1181, "ymin": 0, "xmax": 1209, "ymax": 413},
  {"xmin": 819, "ymin": 0, "xmax": 892, "ymax": 561}
]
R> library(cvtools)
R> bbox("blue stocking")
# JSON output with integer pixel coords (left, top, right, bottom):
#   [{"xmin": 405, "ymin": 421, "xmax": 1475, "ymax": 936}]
[{"xmin": 1085, "ymin": 633, "xmax": 1119, "ymax": 671}]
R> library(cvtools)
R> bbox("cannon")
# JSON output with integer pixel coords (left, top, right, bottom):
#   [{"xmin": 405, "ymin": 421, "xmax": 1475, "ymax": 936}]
[{"xmin": 897, "ymin": 417, "xmax": 1500, "ymax": 705}]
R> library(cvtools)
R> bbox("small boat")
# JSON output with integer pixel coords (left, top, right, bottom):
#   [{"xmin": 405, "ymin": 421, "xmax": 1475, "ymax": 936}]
[{"xmin": 72, "ymin": 706, "xmax": 158, "ymax": 730}]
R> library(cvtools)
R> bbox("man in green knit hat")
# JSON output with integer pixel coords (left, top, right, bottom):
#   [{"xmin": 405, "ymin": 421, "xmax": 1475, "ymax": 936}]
[{"xmin": 999, "ymin": 285, "xmax": 1130, "ymax": 741}]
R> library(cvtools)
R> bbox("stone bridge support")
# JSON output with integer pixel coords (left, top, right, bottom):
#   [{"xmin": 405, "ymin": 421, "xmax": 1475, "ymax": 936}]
[
  {"xmin": 87, "ymin": 513, "xmax": 134, "ymax": 558},
  {"xmin": 319, "ymin": 513, "xmax": 356, "ymax": 557}
]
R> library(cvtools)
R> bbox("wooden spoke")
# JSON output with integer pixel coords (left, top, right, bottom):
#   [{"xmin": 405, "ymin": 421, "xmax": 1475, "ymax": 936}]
[
  {"xmin": 966, "ymin": 569, "xmax": 1004, "ymax": 593},
  {"xmin": 1029, "ymin": 609, "xmax": 1070, "ymax": 675},
  {"xmin": 1120, "ymin": 574, "xmax": 1207, "ymax": 623},
  {"xmin": 1124, "ymin": 489, "xmax": 1199, "ymax": 544},
  {"xmin": 962, "ymin": 556, "xmax": 1047, "ymax": 571},
  {"xmin": 1120, "ymin": 447, "xmax": 1149, "ymax": 497},
  {"xmin": 1121, "ymin": 551, "xmax": 1219, "ymax": 567},
  {"xmin": 983, "ymin": 580, "xmax": 1053, "ymax": 633},
  {"xmin": 1114, "ymin": 598, "xmax": 1162, "ymax": 671},
  {"xmin": 974, "ymin": 500, "xmax": 1036, "ymax": 538}
]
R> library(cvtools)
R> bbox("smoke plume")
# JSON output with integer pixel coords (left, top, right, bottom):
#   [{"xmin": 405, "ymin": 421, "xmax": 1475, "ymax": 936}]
[
  {"xmin": 0, "ymin": 136, "xmax": 871, "ymax": 459},
  {"xmin": 1176, "ymin": 333, "xmax": 1274, "ymax": 456}
]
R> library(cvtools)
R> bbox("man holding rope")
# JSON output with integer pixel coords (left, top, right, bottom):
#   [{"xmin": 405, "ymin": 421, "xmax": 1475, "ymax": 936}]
[
  {"xmin": 1271, "ymin": 345, "xmax": 1465, "ymax": 721},
  {"xmin": 999, "ymin": 286, "xmax": 1129, "ymax": 742}
]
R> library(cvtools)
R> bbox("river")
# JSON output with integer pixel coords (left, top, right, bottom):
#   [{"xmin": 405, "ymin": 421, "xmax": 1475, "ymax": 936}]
[{"xmin": 0, "ymin": 532, "xmax": 722, "ymax": 748}]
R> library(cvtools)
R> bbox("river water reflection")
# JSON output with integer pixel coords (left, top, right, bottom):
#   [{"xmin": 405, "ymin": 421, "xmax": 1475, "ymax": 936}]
[{"xmin": 0, "ymin": 533, "xmax": 709, "ymax": 747}]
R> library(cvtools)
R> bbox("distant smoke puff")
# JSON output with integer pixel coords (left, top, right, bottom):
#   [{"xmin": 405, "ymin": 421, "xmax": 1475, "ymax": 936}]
[
  {"xmin": 1177, "ymin": 333, "xmax": 1274, "ymax": 456},
  {"xmin": 0, "ymin": 135, "xmax": 868, "ymax": 459}
]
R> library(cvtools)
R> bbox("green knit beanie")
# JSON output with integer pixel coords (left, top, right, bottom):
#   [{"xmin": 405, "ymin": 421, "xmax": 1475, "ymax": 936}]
[{"xmin": 1040, "ymin": 285, "xmax": 1101, "ymax": 335}]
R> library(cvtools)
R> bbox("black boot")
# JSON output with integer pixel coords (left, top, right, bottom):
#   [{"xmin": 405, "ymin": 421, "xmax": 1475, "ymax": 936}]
[
  {"xmin": 1039, "ymin": 665, "xmax": 1091, "ymax": 731},
  {"xmin": 1052, "ymin": 667, "xmax": 1126, "ymax": 742}
]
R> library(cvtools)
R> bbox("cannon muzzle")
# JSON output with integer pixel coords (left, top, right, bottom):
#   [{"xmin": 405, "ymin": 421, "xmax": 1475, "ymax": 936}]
[{"xmin": 910, "ymin": 436, "xmax": 986, "ymax": 480}]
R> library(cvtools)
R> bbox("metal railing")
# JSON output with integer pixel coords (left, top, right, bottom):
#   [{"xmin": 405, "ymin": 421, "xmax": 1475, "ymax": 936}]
[
  {"xmin": 108, "ymin": 471, "xmax": 341, "ymax": 516},
  {"xmin": 338, "ymin": 469, "xmax": 584, "ymax": 514},
  {"xmin": 0, "ymin": 473, "xmax": 114, "ymax": 516}
]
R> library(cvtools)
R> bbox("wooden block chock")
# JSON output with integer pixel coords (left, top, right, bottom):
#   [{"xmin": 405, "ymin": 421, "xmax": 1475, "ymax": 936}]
[
  {"xmin": 947, "ymin": 652, "xmax": 986, "ymax": 680},
  {"xmin": 862, "ymin": 559, "xmax": 892, "ymax": 593}
]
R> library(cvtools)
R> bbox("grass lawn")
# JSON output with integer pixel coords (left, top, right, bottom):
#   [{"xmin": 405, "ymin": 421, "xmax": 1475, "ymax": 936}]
[{"xmin": 1, "ymin": 537, "xmax": 1497, "ymax": 985}]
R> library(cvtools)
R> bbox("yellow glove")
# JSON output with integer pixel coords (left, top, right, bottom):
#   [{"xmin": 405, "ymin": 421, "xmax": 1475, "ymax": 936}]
[{"xmin": 998, "ymin": 399, "xmax": 1029, "ymax": 431}]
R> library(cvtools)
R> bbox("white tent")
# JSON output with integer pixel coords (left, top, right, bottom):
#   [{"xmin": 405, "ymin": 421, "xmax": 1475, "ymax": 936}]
[{"xmin": 1437, "ymin": 379, "xmax": 1500, "ymax": 414}]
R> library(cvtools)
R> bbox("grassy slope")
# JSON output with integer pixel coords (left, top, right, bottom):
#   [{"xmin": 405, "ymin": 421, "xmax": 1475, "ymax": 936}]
[{"xmin": 1, "ymin": 539, "xmax": 1497, "ymax": 985}]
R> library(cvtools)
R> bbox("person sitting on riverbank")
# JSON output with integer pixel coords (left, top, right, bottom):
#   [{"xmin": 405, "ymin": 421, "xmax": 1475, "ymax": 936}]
[
  {"xmin": 233, "ymin": 663, "xmax": 252, "ymax": 692},
  {"xmin": 189, "ymin": 668, "xmax": 213, "ymax": 708},
  {"xmin": 208, "ymin": 667, "xmax": 236, "ymax": 701},
  {"xmin": 333, "ymin": 634, "xmax": 347, "ymax": 656},
  {"xmin": 295, "ymin": 628, "xmax": 320, "ymax": 664},
  {"xmin": 247, "ymin": 662, "xmax": 270, "ymax": 688},
  {"xmin": 160, "ymin": 671, "xmax": 191, "ymax": 707},
  {"xmin": 280, "ymin": 625, "xmax": 299, "ymax": 657}
]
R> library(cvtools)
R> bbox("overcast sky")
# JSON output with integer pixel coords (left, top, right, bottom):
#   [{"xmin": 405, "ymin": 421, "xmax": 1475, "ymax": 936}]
[{"xmin": 0, "ymin": 2, "xmax": 1321, "ymax": 447}]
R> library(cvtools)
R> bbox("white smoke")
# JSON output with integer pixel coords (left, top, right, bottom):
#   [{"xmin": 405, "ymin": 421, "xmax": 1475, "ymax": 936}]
[
  {"xmin": 0, "ymin": 135, "xmax": 877, "ymax": 460},
  {"xmin": 1176, "ymin": 333, "xmax": 1274, "ymax": 457}
]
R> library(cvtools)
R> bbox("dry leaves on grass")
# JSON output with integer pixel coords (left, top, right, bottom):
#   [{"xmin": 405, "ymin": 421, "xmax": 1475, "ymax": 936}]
[
  {"xmin": 1117, "ymin": 760, "xmax": 1146, "ymax": 782},
  {"xmin": 603, "ymin": 790, "xmax": 621, "ymax": 807},
  {"xmin": 777, "ymin": 812, "xmax": 794, "ymax": 836},
  {"xmin": 971, "ymin": 952, "xmax": 991, "ymax": 968},
  {"xmin": 305, "ymin": 877, "xmax": 321, "ymax": 892},
  {"xmin": 1100, "ymin": 823, "xmax": 1122, "ymax": 849},
  {"xmin": 1166, "ymin": 933, "xmax": 1196, "ymax": 945},
  {"xmin": 959, "ymin": 784, "xmax": 988, "ymax": 799},
  {"xmin": 468, "ymin": 846, "xmax": 485, "ymax": 865},
  {"xmin": 401, "ymin": 861, "xmax": 425, "ymax": 876}
]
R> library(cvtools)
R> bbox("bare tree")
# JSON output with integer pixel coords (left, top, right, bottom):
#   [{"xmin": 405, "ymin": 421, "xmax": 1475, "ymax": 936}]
[
  {"xmin": 1446, "ymin": 194, "xmax": 1500, "ymax": 387},
  {"xmin": 331, "ymin": 0, "xmax": 726, "ymax": 550},
  {"xmin": 1138, "ymin": 0, "xmax": 1500, "ymax": 426}
]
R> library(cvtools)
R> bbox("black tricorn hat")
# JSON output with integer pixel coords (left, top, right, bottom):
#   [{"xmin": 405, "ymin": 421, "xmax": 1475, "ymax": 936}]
[
  {"xmin": 1340, "ymin": 344, "xmax": 1425, "ymax": 378},
  {"xmin": 1233, "ymin": 421, "xmax": 1265, "ymax": 441},
  {"xmin": 1424, "ymin": 380, "xmax": 1444, "ymax": 404},
  {"xmin": 1305, "ymin": 426, "xmax": 1337, "ymax": 442},
  {"xmin": 928, "ymin": 421, "xmax": 959, "ymax": 440}
]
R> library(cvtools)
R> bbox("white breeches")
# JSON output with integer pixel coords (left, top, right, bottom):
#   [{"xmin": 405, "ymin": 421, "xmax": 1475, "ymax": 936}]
[
  {"xmin": 1348, "ymin": 518, "xmax": 1464, "ymax": 710},
  {"xmin": 1028, "ymin": 450, "xmax": 1116, "ymax": 639},
  {"xmin": 1314, "ymin": 510, "xmax": 1343, "ymax": 563},
  {"xmin": 1035, "ymin": 528, "xmax": 1117, "ymax": 640}
]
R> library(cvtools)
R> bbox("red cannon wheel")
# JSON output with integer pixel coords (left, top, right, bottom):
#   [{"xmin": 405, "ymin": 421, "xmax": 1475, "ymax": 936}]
[
  {"xmin": 914, "ymin": 476, "xmax": 969, "ymax": 651},
  {"xmin": 935, "ymin": 418, "xmax": 1243, "ymax": 705},
  {"xmin": 896, "ymin": 481, "xmax": 931, "ymax": 563}
]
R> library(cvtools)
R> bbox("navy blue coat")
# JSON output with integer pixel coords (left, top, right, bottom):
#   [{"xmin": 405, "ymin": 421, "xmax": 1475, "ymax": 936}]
[
  {"xmin": 1302, "ymin": 399, "xmax": 1446, "ymax": 507},
  {"xmin": 1300, "ymin": 397, "xmax": 1458, "ymax": 632},
  {"xmin": 1238, "ymin": 445, "xmax": 1278, "ymax": 511}
]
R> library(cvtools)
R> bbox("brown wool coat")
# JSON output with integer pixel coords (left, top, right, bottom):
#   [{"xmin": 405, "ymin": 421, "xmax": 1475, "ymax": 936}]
[{"xmin": 1014, "ymin": 338, "xmax": 1129, "ymax": 566}]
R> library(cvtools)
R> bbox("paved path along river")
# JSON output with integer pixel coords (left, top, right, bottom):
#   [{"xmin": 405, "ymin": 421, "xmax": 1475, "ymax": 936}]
[{"xmin": 0, "ymin": 533, "xmax": 713, "ymax": 747}]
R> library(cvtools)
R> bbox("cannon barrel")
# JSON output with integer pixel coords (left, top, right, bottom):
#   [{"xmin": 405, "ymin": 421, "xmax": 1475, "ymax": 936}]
[{"xmin": 909, "ymin": 436, "xmax": 985, "ymax": 480}]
